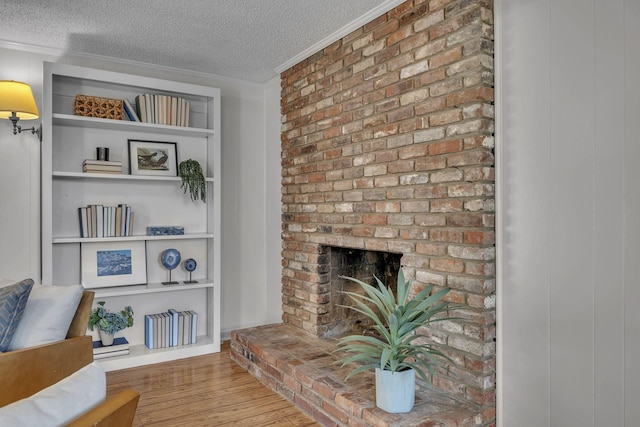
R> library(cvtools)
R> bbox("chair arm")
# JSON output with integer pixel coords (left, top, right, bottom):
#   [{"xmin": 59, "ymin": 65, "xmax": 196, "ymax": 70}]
[
  {"xmin": 67, "ymin": 290, "xmax": 95, "ymax": 338},
  {"xmin": 66, "ymin": 389, "xmax": 140, "ymax": 427}
]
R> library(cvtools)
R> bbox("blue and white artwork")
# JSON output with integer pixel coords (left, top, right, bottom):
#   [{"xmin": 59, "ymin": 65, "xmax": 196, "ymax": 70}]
[{"xmin": 96, "ymin": 249, "xmax": 132, "ymax": 277}]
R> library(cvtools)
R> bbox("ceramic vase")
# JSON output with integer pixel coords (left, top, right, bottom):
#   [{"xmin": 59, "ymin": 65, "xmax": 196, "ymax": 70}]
[
  {"xmin": 99, "ymin": 330, "xmax": 115, "ymax": 346},
  {"xmin": 375, "ymin": 367, "xmax": 415, "ymax": 413}
]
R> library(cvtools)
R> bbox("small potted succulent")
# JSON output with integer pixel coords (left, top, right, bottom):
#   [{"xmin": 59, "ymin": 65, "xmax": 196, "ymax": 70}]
[
  {"xmin": 334, "ymin": 268, "xmax": 453, "ymax": 413},
  {"xmin": 88, "ymin": 301, "xmax": 134, "ymax": 346}
]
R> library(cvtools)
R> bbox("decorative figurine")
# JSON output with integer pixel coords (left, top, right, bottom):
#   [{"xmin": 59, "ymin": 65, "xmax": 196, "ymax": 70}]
[
  {"xmin": 161, "ymin": 248, "xmax": 181, "ymax": 285},
  {"xmin": 183, "ymin": 258, "xmax": 198, "ymax": 284}
]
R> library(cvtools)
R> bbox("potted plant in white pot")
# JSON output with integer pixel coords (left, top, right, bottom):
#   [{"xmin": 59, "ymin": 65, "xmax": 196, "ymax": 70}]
[
  {"xmin": 88, "ymin": 301, "xmax": 134, "ymax": 346},
  {"xmin": 335, "ymin": 268, "xmax": 453, "ymax": 413}
]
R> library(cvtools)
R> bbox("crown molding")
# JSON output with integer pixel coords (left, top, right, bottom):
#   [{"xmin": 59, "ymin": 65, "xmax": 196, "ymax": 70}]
[
  {"xmin": 0, "ymin": 39, "xmax": 267, "ymax": 87},
  {"xmin": 0, "ymin": 39, "xmax": 64, "ymax": 58},
  {"xmin": 274, "ymin": 0, "xmax": 406, "ymax": 74}
]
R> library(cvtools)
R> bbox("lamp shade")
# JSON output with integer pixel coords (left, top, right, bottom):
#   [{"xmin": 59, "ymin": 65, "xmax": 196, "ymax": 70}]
[{"xmin": 0, "ymin": 80, "xmax": 39, "ymax": 120}]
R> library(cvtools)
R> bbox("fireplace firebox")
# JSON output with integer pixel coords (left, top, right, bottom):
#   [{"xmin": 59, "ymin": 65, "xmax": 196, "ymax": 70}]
[{"xmin": 323, "ymin": 247, "xmax": 402, "ymax": 338}]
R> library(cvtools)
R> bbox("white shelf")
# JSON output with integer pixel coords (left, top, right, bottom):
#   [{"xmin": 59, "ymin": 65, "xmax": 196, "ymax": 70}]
[
  {"xmin": 52, "ymin": 233, "xmax": 213, "ymax": 244},
  {"xmin": 96, "ymin": 336, "xmax": 219, "ymax": 372},
  {"xmin": 53, "ymin": 113, "xmax": 215, "ymax": 137},
  {"xmin": 91, "ymin": 280, "xmax": 215, "ymax": 298},
  {"xmin": 52, "ymin": 171, "xmax": 214, "ymax": 182}
]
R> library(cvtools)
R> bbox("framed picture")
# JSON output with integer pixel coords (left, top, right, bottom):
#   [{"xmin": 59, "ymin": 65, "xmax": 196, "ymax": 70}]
[
  {"xmin": 81, "ymin": 241, "xmax": 147, "ymax": 288},
  {"xmin": 128, "ymin": 139, "xmax": 178, "ymax": 176}
]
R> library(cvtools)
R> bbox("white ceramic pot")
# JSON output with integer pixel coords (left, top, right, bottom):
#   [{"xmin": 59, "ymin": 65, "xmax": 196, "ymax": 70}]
[
  {"xmin": 375, "ymin": 367, "xmax": 415, "ymax": 413},
  {"xmin": 99, "ymin": 330, "xmax": 115, "ymax": 346}
]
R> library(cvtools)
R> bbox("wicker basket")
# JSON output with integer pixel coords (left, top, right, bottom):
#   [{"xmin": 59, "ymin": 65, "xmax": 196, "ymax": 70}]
[{"xmin": 74, "ymin": 95, "xmax": 123, "ymax": 120}]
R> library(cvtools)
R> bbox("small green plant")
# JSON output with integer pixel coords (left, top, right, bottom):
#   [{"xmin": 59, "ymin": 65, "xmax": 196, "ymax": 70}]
[
  {"xmin": 178, "ymin": 159, "xmax": 206, "ymax": 202},
  {"xmin": 335, "ymin": 268, "xmax": 453, "ymax": 383},
  {"xmin": 88, "ymin": 301, "xmax": 134, "ymax": 335}
]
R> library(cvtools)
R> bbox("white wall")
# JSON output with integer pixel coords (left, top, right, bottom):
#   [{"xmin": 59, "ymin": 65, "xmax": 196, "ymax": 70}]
[
  {"xmin": 0, "ymin": 48, "xmax": 45, "ymax": 281},
  {"xmin": 264, "ymin": 76, "xmax": 284, "ymax": 324},
  {"xmin": 0, "ymin": 45, "xmax": 282, "ymax": 338},
  {"xmin": 498, "ymin": 0, "xmax": 640, "ymax": 425}
]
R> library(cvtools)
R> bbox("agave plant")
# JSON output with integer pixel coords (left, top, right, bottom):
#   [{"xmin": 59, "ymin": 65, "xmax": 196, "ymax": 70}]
[{"xmin": 335, "ymin": 268, "xmax": 453, "ymax": 383}]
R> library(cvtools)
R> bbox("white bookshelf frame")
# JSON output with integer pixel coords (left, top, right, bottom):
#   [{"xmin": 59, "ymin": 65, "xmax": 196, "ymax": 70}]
[{"xmin": 41, "ymin": 62, "xmax": 221, "ymax": 370}]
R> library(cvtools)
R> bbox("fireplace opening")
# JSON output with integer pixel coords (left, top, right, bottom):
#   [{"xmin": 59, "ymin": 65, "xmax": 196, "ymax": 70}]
[{"xmin": 324, "ymin": 247, "xmax": 402, "ymax": 338}]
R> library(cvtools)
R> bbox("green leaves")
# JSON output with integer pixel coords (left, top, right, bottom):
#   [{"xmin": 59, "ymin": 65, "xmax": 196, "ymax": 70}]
[
  {"xmin": 88, "ymin": 301, "xmax": 134, "ymax": 335},
  {"xmin": 334, "ymin": 268, "xmax": 453, "ymax": 382},
  {"xmin": 178, "ymin": 159, "xmax": 206, "ymax": 202}
]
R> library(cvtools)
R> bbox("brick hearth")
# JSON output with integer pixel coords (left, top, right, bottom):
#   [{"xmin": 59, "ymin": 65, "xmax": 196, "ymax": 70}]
[{"xmin": 231, "ymin": 324, "xmax": 481, "ymax": 427}]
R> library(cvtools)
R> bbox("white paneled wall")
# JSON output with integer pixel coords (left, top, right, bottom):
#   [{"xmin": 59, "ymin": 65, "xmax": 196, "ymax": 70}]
[
  {"xmin": 498, "ymin": 0, "xmax": 640, "ymax": 425},
  {"xmin": 0, "ymin": 45, "xmax": 282, "ymax": 338},
  {"xmin": 623, "ymin": 2, "xmax": 640, "ymax": 423}
]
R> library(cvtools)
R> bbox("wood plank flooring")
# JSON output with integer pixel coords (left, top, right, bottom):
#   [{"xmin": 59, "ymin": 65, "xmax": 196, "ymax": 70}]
[{"xmin": 106, "ymin": 341, "xmax": 319, "ymax": 426}]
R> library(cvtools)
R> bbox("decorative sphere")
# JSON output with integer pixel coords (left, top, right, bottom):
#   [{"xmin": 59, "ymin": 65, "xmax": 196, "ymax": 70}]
[
  {"xmin": 161, "ymin": 248, "xmax": 181, "ymax": 270},
  {"xmin": 184, "ymin": 258, "xmax": 197, "ymax": 272}
]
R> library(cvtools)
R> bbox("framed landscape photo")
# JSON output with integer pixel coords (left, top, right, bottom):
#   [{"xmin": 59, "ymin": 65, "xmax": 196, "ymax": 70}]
[
  {"xmin": 128, "ymin": 139, "xmax": 178, "ymax": 176},
  {"xmin": 81, "ymin": 241, "xmax": 147, "ymax": 288}
]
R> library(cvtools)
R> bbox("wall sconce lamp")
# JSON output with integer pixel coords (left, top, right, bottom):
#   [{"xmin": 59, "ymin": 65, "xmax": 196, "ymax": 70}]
[{"xmin": 0, "ymin": 80, "xmax": 40, "ymax": 140}]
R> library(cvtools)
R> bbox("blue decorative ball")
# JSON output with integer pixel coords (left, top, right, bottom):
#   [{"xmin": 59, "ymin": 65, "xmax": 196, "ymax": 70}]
[
  {"xmin": 184, "ymin": 258, "xmax": 197, "ymax": 272},
  {"xmin": 161, "ymin": 248, "xmax": 181, "ymax": 270}
]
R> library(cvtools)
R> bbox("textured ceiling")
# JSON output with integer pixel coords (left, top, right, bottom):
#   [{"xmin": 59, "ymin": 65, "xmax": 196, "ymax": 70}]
[{"xmin": 0, "ymin": 0, "xmax": 398, "ymax": 83}]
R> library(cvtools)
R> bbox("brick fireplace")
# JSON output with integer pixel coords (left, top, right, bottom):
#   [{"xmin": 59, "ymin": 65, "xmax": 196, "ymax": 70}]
[{"xmin": 232, "ymin": 0, "xmax": 496, "ymax": 425}]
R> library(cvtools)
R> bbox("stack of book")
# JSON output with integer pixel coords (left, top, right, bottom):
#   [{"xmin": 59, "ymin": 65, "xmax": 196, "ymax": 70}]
[
  {"xmin": 83, "ymin": 159, "xmax": 122, "ymax": 174},
  {"xmin": 93, "ymin": 337, "xmax": 130, "ymax": 360},
  {"xmin": 144, "ymin": 309, "xmax": 197, "ymax": 350},
  {"xmin": 134, "ymin": 94, "xmax": 190, "ymax": 127},
  {"xmin": 78, "ymin": 203, "xmax": 134, "ymax": 238}
]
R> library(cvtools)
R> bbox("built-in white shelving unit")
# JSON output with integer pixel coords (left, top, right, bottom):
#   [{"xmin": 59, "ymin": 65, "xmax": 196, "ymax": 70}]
[{"xmin": 41, "ymin": 62, "xmax": 221, "ymax": 371}]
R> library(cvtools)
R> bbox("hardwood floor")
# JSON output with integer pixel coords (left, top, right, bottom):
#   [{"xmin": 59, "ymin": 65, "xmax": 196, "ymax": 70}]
[{"xmin": 106, "ymin": 342, "xmax": 319, "ymax": 426}]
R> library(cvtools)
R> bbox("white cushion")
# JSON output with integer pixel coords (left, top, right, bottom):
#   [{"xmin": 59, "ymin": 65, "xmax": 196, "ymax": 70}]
[
  {"xmin": 0, "ymin": 362, "xmax": 106, "ymax": 426},
  {"xmin": 8, "ymin": 284, "xmax": 84, "ymax": 350}
]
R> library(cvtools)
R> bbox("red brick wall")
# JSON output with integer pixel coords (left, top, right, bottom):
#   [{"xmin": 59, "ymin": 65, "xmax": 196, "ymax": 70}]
[{"xmin": 280, "ymin": 0, "xmax": 495, "ymax": 420}]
